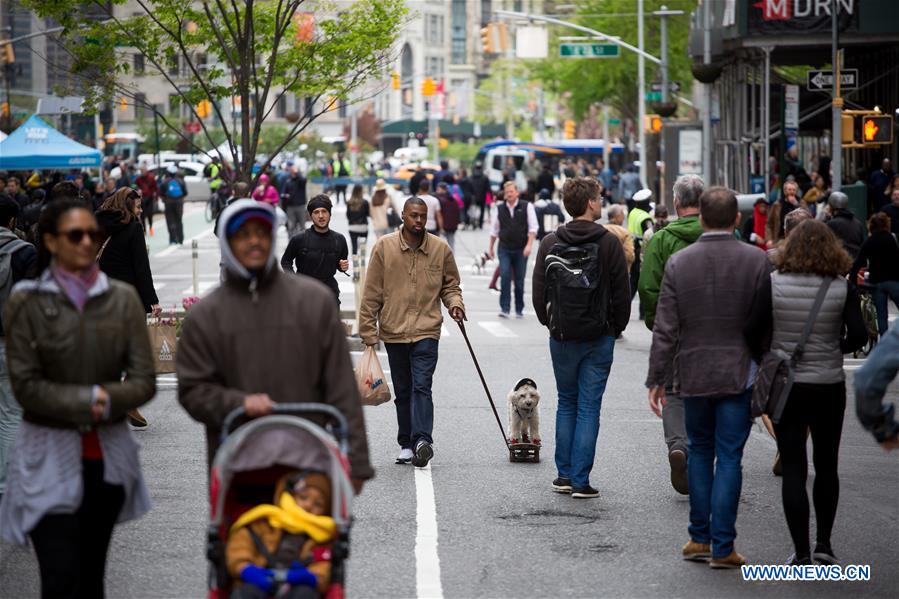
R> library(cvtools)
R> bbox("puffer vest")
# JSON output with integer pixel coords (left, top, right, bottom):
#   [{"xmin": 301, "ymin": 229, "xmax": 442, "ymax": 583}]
[{"xmin": 771, "ymin": 271, "xmax": 847, "ymax": 384}]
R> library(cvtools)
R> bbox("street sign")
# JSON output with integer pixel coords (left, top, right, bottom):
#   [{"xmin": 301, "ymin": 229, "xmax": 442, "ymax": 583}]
[
  {"xmin": 645, "ymin": 91, "xmax": 662, "ymax": 102},
  {"xmin": 559, "ymin": 43, "xmax": 620, "ymax": 58},
  {"xmin": 807, "ymin": 69, "xmax": 858, "ymax": 92},
  {"xmin": 184, "ymin": 121, "xmax": 201, "ymax": 134},
  {"xmin": 650, "ymin": 81, "xmax": 681, "ymax": 93},
  {"xmin": 609, "ymin": 118, "xmax": 621, "ymax": 125}
]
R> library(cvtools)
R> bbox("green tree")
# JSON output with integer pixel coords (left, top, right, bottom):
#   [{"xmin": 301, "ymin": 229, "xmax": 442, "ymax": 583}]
[
  {"xmin": 28, "ymin": 0, "xmax": 407, "ymax": 183},
  {"xmin": 530, "ymin": 0, "xmax": 694, "ymax": 122}
]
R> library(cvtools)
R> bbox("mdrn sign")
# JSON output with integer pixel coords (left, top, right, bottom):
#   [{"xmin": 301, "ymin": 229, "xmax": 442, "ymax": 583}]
[{"xmin": 754, "ymin": 0, "xmax": 854, "ymax": 21}]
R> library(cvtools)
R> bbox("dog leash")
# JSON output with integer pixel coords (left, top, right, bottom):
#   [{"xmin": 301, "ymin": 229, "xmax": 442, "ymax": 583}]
[{"xmin": 456, "ymin": 320, "xmax": 511, "ymax": 450}]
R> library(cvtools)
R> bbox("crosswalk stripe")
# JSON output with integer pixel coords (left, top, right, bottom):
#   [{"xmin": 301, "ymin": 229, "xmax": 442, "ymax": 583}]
[
  {"xmin": 154, "ymin": 282, "xmax": 167, "ymax": 290},
  {"xmin": 181, "ymin": 281, "xmax": 216, "ymax": 296},
  {"xmin": 478, "ymin": 321, "xmax": 517, "ymax": 338}
]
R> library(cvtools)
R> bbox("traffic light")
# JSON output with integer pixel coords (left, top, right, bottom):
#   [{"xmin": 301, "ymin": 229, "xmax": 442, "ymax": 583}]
[
  {"xmin": 644, "ymin": 114, "xmax": 662, "ymax": 133},
  {"xmin": 1, "ymin": 43, "xmax": 13, "ymax": 65},
  {"xmin": 391, "ymin": 71, "xmax": 400, "ymax": 90},
  {"xmin": 0, "ymin": 102, "xmax": 9, "ymax": 118},
  {"xmin": 119, "ymin": 96, "xmax": 128, "ymax": 112},
  {"xmin": 421, "ymin": 77, "xmax": 436, "ymax": 98},
  {"xmin": 861, "ymin": 115, "xmax": 893, "ymax": 144},
  {"xmin": 563, "ymin": 119, "xmax": 575, "ymax": 139},
  {"xmin": 480, "ymin": 22, "xmax": 509, "ymax": 55},
  {"xmin": 196, "ymin": 99, "xmax": 212, "ymax": 119}
]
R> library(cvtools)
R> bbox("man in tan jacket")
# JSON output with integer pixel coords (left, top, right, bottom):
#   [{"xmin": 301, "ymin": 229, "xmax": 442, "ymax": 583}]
[{"xmin": 359, "ymin": 197, "xmax": 465, "ymax": 467}]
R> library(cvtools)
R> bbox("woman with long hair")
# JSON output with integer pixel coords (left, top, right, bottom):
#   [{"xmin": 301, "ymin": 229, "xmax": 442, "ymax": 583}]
[
  {"xmin": 369, "ymin": 179, "xmax": 395, "ymax": 239},
  {"xmin": 346, "ymin": 184, "xmax": 370, "ymax": 254},
  {"xmin": 751, "ymin": 219, "xmax": 866, "ymax": 565},
  {"xmin": 0, "ymin": 199, "xmax": 155, "ymax": 598}
]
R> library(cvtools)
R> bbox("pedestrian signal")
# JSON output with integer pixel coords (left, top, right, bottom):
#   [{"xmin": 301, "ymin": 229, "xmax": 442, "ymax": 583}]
[
  {"xmin": 841, "ymin": 113, "xmax": 854, "ymax": 144},
  {"xmin": 391, "ymin": 71, "xmax": 400, "ymax": 90},
  {"xmin": 644, "ymin": 114, "xmax": 662, "ymax": 133},
  {"xmin": 861, "ymin": 115, "xmax": 893, "ymax": 144}
]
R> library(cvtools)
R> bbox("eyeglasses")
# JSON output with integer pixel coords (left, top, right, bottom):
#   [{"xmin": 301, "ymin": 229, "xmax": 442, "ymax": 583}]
[{"xmin": 58, "ymin": 228, "xmax": 104, "ymax": 245}]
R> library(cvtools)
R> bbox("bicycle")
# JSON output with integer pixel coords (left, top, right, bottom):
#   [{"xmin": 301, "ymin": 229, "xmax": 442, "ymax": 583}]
[
  {"xmin": 205, "ymin": 190, "xmax": 227, "ymax": 223},
  {"xmin": 854, "ymin": 282, "xmax": 879, "ymax": 358}
]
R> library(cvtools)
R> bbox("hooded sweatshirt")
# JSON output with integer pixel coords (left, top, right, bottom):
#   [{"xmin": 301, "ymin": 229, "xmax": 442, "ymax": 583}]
[
  {"xmin": 532, "ymin": 220, "xmax": 632, "ymax": 338},
  {"xmin": 95, "ymin": 209, "xmax": 158, "ymax": 312},
  {"xmin": 638, "ymin": 214, "xmax": 704, "ymax": 330},
  {"xmin": 176, "ymin": 200, "xmax": 374, "ymax": 481}
]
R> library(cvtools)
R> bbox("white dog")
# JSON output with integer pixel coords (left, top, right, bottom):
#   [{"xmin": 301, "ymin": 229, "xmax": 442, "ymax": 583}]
[
  {"xmin": 472, "ymin": 252, "xmax": 493, "ymax": 275},
  {"xmin": 508, "ymin": 378, "xmax": 541, "ymax": 445}
]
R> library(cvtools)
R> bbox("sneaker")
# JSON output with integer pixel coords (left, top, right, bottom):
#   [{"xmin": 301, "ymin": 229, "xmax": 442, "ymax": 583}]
[
  {"xmin": 668, "ymin": 448, "xmax": 689, "ymax": 495},
  {"xmin": 515, "ymin": 312, "xmax": 524, "ymax": 319},
  {"xmin": 571, "ymin": 485, "xmax": 599, "ymax": 499},
  {"xmin": 786, "ymin": 553, "xmax": 812, "ymax": 566},
  {"xmin": 709, "ymin": 551, "xmax": 747, "ymax": 569},
  {"xmin": 813, "ymin": 543, "xmax": 838, "ymax": 565},
  {"xmin": 498, "ymin": 311, "xmax": 510, "ymax": 319},
  {"xmin": 149, "ymin": 226, "xmax": 154, "ymax": 236},
  {"xmin": 395, "ymin": 448, "xmax": 413, "ymax": 465},
  {"xmin": 682, "ymin": 540, "xmax": 711, "ymax": 562},
  {"xmin": 411, "ymin": 440, "xmax": 434, "ymax": 468},
  {"xmin": 127, "ymin": 409, "xmax": 149, "ymax": 429},
  {"xmin": 551, "ymin": 477, "xmax": 572, "ymax": 494},
  {"xmin": 772, "ymin": 451, "xmax": 783, "ymax": 476}
]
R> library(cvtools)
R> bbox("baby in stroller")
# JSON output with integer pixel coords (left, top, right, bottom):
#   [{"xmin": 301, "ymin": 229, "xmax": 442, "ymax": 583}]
[{"xmin": 226, "ymin": 470, "xmax": 335, "ymax": 598}]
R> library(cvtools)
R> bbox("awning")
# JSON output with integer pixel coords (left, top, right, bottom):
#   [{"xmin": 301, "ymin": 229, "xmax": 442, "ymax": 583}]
[
  {"xmin": 0, "ymin": 114, "xmax": 102, "ymax": 170},
  {"xmin": 381, "ymin": 119, "xmax": 507, "ymax": 138}
]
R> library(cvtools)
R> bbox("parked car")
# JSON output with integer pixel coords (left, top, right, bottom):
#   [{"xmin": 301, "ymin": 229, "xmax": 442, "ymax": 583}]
[{"xmin": 110, "ymin": 161, "xmax": 211, "ymax": 201}]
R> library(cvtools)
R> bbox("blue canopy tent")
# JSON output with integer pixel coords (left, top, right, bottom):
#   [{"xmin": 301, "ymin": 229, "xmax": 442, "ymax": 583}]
[{"xmin": 0, "ymin": 115, "xmax": 101, "ymax": 170}]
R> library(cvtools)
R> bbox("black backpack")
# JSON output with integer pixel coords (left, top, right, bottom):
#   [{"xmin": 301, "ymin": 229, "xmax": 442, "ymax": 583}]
[{"xmin": 544, "ymin": 240, "xmax": 609, "ymax": 341}]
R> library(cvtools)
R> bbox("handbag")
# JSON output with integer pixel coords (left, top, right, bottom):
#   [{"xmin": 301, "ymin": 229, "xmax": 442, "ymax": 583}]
[
  {"xmin": 387, "ymin": 207, "xmax": 402, "ymax": 229},
  {"xmin": 751, "ymin": 278, "xmax": 831, "ymax": 423}
]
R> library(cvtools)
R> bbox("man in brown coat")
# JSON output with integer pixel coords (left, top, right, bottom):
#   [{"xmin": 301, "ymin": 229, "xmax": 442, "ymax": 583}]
[
  {"xmin": 359, "ymin": 197, "xmax": 465, "ymax": 468},
  {"xmin": 177, "ymin": 200, "xmax": 374, "ymax": 492},
  {"xmin": 646, "ymin": 187, "xmax": 770, "ymax": 569}
]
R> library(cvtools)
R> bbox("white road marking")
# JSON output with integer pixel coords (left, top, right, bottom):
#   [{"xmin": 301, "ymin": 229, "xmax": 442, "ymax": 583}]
[
  {"xmin": 415, "ymin": 464, "xmax": 443, "ymax": 599},
  {"xmin": 440, "ymin": 324, "xmax": 450, "ymax": 337},
  {"xmin": 154, "ymin": 283, "xmax": 167, "ymax": 290},
  {"xmin": 153, "ymin": 227, "xmax": 215, "ymax": 258},
  {"xmin": 478, "ymin": 321, "xmax": 518, "ymax": 338},
  {"xmin": 181, "ymin": 281, "xmax": 216, "ymax": 296}
]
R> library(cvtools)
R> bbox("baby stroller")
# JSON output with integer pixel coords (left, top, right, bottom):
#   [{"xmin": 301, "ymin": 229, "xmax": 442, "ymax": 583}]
[{"xmin": 207, "ymin": 404, "xmax": 354, "ymax": 599}]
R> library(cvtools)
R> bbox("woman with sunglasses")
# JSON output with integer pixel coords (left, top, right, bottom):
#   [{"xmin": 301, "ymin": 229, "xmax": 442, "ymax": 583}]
[{"xmin": 0, "ymin": 199, "xmax": 156, "ymax": 598}]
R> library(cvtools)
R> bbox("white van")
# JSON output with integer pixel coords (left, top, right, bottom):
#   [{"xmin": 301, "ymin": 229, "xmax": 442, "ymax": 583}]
[{"xmin": 484, "ymin": 148, "xmax": 530, "ymax": 193}]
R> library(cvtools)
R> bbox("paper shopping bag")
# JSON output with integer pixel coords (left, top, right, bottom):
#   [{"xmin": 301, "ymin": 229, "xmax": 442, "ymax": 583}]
[
  {"xmin": 355, "ymin": 346, "xmax": 391, "ymax": 406},
  {"xmin": 148, "ymin": 321, "xmax": 179, "ymax": 374}
]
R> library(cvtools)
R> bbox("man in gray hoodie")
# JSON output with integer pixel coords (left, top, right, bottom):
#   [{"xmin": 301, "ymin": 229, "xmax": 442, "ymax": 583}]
[
  {"xmin": 532, "ymin": 177, "xmax": 631, "ymax": 499},
  {"xmin": 177, "ymin": 200, "xmax": 374, "ymax": 491}
]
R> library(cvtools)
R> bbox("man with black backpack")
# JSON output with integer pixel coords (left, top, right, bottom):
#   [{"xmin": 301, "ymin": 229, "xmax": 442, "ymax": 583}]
[
  {"xmin": 0, "ymin": 196, "xmax": 36, "ymax": 503},
  {"xmin": 532, "ymin": 177, "xmax": 631, "ymax": 499},
  {"xmin": 161, "ymin": 165, "xmax": 186, "ymax": 245},
  {"xmin": 280, "ymin": 194, "xmax": 349, "ymax": 304}
]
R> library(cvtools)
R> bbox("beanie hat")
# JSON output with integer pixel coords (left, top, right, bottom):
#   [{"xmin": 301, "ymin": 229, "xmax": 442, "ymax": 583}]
[
  {"xmin": 307, "ymin": 196, "xmax": 333, "ymax": 215},
  {"xmin": 225, "ymin": 206, "xmax": 274, "ymax": 238},
  {"xmin": 290, "ymin": 471, "xmax": 332, "ymax": 512}
]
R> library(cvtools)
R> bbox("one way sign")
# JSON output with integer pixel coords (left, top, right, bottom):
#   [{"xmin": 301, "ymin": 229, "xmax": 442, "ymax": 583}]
[{"xmin": 807, "ymin": 69, "xmax": 859, "ymax": 92}]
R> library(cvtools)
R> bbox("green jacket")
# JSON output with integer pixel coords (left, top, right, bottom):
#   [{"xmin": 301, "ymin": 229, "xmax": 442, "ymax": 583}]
[{"xmin": 637, "ymin": 215, "xmax": 704, "ymax": 330}]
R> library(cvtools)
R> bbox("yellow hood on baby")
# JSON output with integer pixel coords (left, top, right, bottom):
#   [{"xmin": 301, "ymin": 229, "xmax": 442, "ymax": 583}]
[{"xmin": 230, "ymin": 492, "xmax": 337, "ymax": 544}]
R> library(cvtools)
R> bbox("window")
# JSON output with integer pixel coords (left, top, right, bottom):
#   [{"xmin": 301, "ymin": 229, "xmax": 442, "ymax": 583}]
[
  {"xmin": 426, "ymin": 14, "xmax": 444, "ymax": 45},
  {"xmin": 134, "ymin": 93, "xmax": 147, "ymax": 120},
  {"xmin": 481, "ymin": 0, "xmax": 492, "ymax": 26},
  {"xmin": 451, "ymin": 0, "xmax": 467, "ymax": 64},
  {"xmin": 338, "ymin": 99, "xmax": 347, "ymax": 118},
  {"xmin": 168, "ymin": 94, "xmax": 180, "ymax": 116},
  {"xmin": 133, "ymin": 52, "xmax": 145, "ymax": 74},
  {"xmin": 513, "ymin": 0, "xmax": 523, "ymax": 12},
  {"xmin": 305, "ymin": 97, "xmax": 314, "ymax": 116},
  {"xmin": 167, "ymin": 55, "xmax": 179, "ymax": 76},
  {"xmin": 276, "ymin": 94, "xmax": 287, "ymax": 118},
  {"xmin": 426, "ymin": 56, "xmax": 444, "ymax": 77}
]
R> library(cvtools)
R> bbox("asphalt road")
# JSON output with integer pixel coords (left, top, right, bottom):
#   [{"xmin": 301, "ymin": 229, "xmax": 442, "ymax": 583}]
[{"xmin": 1, "ymin": 197, "xmax": 896, "ymax": 599}]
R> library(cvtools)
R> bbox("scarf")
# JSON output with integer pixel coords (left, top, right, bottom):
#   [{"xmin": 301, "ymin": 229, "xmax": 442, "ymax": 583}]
[
  {"xmin": 52, "ymin": 263, "xmax": 100, "ymax": 312},
  {"xmin": 752, "ymin": 204, "xmax": 768, "ymax": 241},
  {"xmin": 230, "ymin": 492, "xmax": 337, "ymax": 544}
]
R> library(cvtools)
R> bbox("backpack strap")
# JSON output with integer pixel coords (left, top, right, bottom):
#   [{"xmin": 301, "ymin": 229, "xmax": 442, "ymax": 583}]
[{"xmin": 790, "ymin": 278, "xmax": 832, "ymax": 367}]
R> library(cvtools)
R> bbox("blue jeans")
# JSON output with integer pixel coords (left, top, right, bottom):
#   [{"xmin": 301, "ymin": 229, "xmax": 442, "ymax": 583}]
[
  {"xmin": 498, "ymin": 245, "xmax": 527, "ymax": 315},
  {"xmin": 683, "ymin": 389, "xmax": 753, "ymax": 558},
  {"xmin": 549, "ymin": 336, "xmax": 615, "ymax": 488},
  {"xmin": 874, "ymin": 280, "xmax": 899, "ymax": 334},
  {"xmin": 385, "ymin": 338, "xmax": 439, "ymax": 448},
  {"xmin": 0, "ymin": 340, "xmax": 20, "ymax": 497}
]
